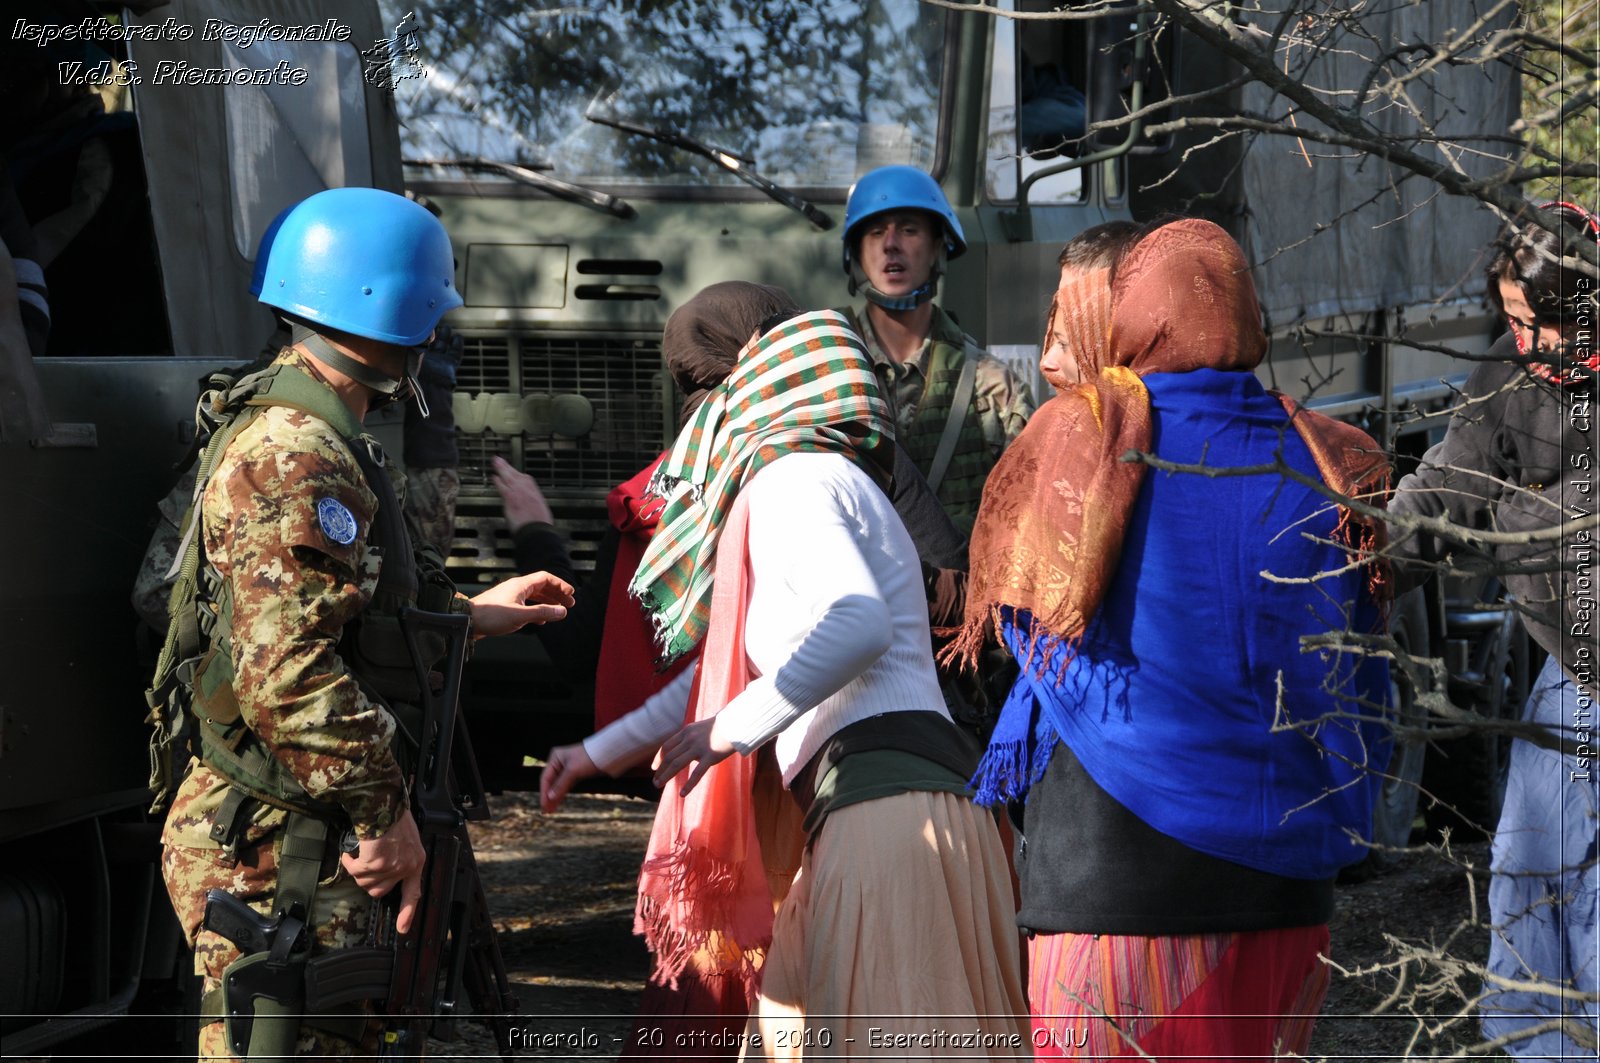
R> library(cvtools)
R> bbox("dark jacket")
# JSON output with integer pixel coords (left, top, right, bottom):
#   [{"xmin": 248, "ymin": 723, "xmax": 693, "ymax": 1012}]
[
  {"xmin": 1389, "ymin": 333, "xmax": 1598, "ymax": 664},
  {"xmin": 511, "ymin": 521, "xmax": 598, "ymax": 686}
]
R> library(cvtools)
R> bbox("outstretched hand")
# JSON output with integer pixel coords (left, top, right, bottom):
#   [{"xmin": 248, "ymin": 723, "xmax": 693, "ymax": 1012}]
[
  {"xmin": 539, "ymin": 742, "xmax": 600, "ymax": 812},
  {"xmin": 652, "ymin": 717, "xmax": 735, "ymax": 796},
  {"xmin": 469, "ymin": 571, "xmax": 575, "ymax": 638},
  {"xmin": 491, "ymin": 456, "xmax": 555, "ymax": 530}
]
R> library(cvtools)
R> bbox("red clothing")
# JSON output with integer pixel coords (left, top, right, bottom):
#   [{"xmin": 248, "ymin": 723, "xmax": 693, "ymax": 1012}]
[
  {"xmin": 1028, "ymin": 924, "xmax": 1330, "ymax": 1058},
  {"xmin": 593, "ymin": 453, "xmax": 692, "ymax": 730}
]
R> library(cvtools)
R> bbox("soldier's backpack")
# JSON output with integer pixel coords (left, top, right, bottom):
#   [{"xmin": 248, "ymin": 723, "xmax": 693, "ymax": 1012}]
[{"xmin": 142, "ymin": 361, "xmax": 352, "ymax": 819}]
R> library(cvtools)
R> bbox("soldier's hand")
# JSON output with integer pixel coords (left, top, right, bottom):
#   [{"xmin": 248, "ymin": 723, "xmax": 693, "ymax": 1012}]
[
  {"xmin": 341, "ymin": 812, "xmax": 426, "ymax": 934},
  {"xmin": 540, "ymin": 743, "xmax": 600, "ymax": 813},
  {"xmin": 469, "ymin": 571, "xmax": 575, "ymax": 637}
]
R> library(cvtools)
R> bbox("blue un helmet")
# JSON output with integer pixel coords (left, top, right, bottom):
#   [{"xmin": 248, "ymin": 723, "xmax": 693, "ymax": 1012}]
[
  {"xmin": 257, "ymin": 187, "xmax": 462, "ymax": 346},
  {"xmin": 842, "ymin": 165, "xmax": 966, "ymax": 311},
  {"xmin": 247, "ymin": 205, "xmax": 295, "ymax": 298}
]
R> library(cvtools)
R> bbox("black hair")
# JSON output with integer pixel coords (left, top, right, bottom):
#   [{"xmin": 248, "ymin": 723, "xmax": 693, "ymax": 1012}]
[
  {"xmin": 756, "ymin": 309, "xmax": 804, "ymax": 337},
  {"xmin": 1103, "ymin": 212, "xmax": 1195, "ymax": 286},
  {"xmin": 1486, "ymin": 203, "xmax": 1600, "ymax": 325},
  {"xmin": 1057, "ymin": 220, "xmax": 1141, "ymax": 273}
]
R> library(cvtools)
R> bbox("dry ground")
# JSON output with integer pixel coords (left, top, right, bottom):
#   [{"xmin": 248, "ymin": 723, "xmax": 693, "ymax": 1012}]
[{"xmin": 430, "ymin": 791, "xmax": 1495, "ymax": 1061}]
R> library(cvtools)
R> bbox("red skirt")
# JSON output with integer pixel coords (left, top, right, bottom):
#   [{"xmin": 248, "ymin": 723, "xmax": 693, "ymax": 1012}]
[{"xmin": 620, "ymin": 962, "xmax": 750, "ymax": 1062}]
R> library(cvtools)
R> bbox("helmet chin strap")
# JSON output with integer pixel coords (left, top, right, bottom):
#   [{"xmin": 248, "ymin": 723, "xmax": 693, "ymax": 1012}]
[{"xmin": 292, "ymin": 325, "xmax": 430, "ymax": 417}]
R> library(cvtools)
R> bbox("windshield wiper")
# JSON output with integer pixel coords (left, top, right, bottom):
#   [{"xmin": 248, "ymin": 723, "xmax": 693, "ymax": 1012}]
[
  {"xmin": 406, "ymin": 157, "xmax": 636, "ymax": 220},
  {"xmin": 584, "ymin": 113, "xmax": 834, "ymax": 231}
]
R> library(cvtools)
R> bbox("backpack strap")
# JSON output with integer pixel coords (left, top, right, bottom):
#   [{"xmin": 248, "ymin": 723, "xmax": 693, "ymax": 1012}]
[
  {"xmin": 244, "ymin": 361, "xmax": 365, "ymax": 441},
  {"xmin": 145, "ymin": 373, "xmax": 273, "ymax": 810},
  {"xmin": 925, "ymin": 352, "xmax": 978, "ymax": 494}
]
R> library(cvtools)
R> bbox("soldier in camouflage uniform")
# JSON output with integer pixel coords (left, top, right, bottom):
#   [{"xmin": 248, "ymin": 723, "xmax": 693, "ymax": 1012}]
[
  {"xmin": 156, "ymin": 187, "xmax": 573, "ymax": 1060},
  {"xmin": 834, "ymin": 166, "xmax": 1034, "ymax": 535},
  {"xmin": 834, "ymin": 167, "xmax": 1032, "ymax": 740}
]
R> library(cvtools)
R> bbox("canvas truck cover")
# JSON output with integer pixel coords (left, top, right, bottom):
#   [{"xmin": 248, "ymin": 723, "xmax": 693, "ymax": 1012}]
[{"xmin": 1238, "ymin": 2, "xmax": 1519, "ymax": 325}]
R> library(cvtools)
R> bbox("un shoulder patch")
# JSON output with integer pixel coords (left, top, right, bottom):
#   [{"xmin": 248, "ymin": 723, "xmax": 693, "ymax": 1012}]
[{"xmin": 317, "ymin": 497, "xmax": 359, "ymax": 545}]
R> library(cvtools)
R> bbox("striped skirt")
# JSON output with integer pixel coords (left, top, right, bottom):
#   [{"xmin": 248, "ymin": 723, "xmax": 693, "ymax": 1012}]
[{"xmin": 1027, "ymin": 924, "xmax": 1330, "ymax": 1059}]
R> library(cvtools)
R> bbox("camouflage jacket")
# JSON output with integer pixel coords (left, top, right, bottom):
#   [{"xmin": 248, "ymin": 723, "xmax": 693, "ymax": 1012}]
[
  {"xmin": 847, "ymin": 303, "xmax": 1035, "ymax": 455},
  {"xmin": 162, "ymin": 349, "xmax": 407, "ymax": 853},
  {"xmin": 842, "ymin": 304, "xmax": 1035, "ymax": 532}
]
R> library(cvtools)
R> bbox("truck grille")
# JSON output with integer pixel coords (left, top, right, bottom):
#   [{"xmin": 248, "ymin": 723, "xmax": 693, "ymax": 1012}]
[{"xmin": 449, "ymin": 332, "xmax": 670, "ymax": 584}]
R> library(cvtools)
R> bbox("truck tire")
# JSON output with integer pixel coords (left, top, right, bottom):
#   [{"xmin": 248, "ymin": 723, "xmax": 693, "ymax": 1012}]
[
  {"xmin": 1421, "ymin": 615, "xmax": 1531, "ymax": 842},
  {"xmin": 1354, "ymin": 587, "xmax": 1429, "ymax": 876}
]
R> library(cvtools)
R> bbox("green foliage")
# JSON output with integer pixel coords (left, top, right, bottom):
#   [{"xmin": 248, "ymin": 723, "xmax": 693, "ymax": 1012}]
[{"xmin": 1520, "ymin": 0, "xmax": 1598, "ymax": 208}]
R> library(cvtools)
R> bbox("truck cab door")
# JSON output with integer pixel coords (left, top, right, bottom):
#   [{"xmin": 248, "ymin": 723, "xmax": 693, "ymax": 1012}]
[
  {"xmin": 0, "ymin": 0, "xmax": 402, "ymax": 833},
  {"xmin": 127, "ymin": 0, "xmax": 404, "ymax": 360}
]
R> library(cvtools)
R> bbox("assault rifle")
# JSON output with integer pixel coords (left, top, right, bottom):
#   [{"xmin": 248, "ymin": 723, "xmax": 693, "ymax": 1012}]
[
  {"xmin": 373, "ymin": 606, "xmax": 518, "ymax": 1058},
  {"xmin": 205, "ymin": 607, "xmax": 517, "ymax": 1061}
]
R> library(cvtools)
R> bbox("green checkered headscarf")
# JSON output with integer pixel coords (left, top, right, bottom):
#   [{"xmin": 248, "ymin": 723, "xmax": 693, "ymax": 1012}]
[{"xmin": 629, "ymin": 308, "xmax": 893, "ymax": 665}]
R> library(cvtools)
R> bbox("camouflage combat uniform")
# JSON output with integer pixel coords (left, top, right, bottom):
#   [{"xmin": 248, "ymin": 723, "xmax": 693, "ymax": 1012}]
[
  {"xmin": 403, "ymin": 465, "xmax": 460, "ymax": 558},
  {"xmin": 842, "ymin": 304, "xmax": 1035, "ymax": 532},
  {"xmin": 160, "ymin": 348, "xmax": 408, "ymax": 1059}
]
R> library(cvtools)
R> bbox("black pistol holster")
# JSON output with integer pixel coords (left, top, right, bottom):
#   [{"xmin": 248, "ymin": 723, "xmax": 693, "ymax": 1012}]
[{"xmin": 204, "ymin": 815, "xmax": 368, "ymax": 1060}]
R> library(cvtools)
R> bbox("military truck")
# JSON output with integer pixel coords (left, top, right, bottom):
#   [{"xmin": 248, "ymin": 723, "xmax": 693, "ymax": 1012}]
[
  {"xmin": 391, "ymin": 0, "xmax": 1527, "ymax": 854},
  {"xmin": 0, "ymin": 0, "xmax": 1524, "ymax": 1052}
]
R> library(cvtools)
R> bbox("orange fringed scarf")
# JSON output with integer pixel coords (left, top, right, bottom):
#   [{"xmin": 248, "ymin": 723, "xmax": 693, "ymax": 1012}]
[
  {"xmin": 941, "ymin": 367, "xmax": 1153, "ymax": 673},
  {"xmin": 634, "ymin": 491, "xmax": 772, "ymax": 997},
  {"xmin": 946, "ymin": 219, "xmax": 1390, "ymax": 673},
  {"xmin": 1274, "ymin": 393, "xmax": 1392, "ymax": 608}
]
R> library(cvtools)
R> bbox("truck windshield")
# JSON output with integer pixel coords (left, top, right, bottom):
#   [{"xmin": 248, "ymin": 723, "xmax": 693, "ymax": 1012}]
[{"xmin": 388, "ymin": 0, "xmax": 948, "ymax": 191}]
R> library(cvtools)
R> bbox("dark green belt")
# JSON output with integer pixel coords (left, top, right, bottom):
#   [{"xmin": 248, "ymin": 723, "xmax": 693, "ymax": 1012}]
[{"xmin": 789, "ymin": 710, "xmax": 980, "ymax": 839}]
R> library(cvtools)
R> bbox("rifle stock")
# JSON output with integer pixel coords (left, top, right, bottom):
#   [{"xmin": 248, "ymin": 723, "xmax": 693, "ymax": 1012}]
[{"xmin": 377, "ymin": 607, "xmax": 518, "ymax": 1060}]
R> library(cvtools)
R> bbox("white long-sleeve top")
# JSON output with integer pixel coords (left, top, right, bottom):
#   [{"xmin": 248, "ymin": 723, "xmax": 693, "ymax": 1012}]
[{"xmin": 582, "ymin": 451, "xmax": 951, "ymax": 784}]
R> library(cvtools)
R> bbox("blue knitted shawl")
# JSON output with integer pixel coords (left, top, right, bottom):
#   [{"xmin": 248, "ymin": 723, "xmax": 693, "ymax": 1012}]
[{"xmin": 973, "ymin": 369, "xmax": 1391, "ymax": 880}]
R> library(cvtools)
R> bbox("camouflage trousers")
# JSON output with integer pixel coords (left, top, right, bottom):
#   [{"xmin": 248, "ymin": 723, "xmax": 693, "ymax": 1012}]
[
  {"xmin": 404, "ymin": 465, "xmax": 460, "ymax": 559},
  {"xmin": 162, "ymin": 825, "xmax": 382, "ymax": 1060}
]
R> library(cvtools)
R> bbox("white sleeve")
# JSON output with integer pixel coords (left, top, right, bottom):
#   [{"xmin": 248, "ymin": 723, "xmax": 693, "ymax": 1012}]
[
  {"xmin": 711, "ymin": 459, "xmax": 892, "ymax": 754},
  {"xmin": 581, "ymin": 665, "xmax": 695, "ymax": 775}
]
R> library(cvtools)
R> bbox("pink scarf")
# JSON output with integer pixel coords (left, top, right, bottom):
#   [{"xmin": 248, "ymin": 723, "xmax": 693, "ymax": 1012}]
[{"xmin": 633, "ymin": 492, "xmax": 772, "ymax": 998}]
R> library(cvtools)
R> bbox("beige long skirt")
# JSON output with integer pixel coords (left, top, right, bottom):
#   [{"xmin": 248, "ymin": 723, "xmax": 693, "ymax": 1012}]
[{"xmin": 741, "ymin": 790, "xmax": 1031, "ymax": 1060}]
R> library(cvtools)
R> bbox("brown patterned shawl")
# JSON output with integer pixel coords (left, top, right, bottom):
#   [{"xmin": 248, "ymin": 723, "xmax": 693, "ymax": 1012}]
[{"xmin": 946, "ymin": 218, "xmax": 1389, "ymax": 670}]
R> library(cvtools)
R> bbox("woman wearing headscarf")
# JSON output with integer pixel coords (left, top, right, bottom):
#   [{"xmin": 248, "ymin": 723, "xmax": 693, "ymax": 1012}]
[
  {"xmin": 1037, "ymin": 220, "xmax": 1139, "ymax": 393},
  {"xmin": 525, "ymin": 283, "xmax": 806, "ymax": 1061},
  {"xmin": 516, "ymin": 282, "xmax": 970, "ymax": 776},
  {"xmin": 610, "ymin": 286, "xmax": 1028, "ymax": 1057},
  {"xmin": 491, "ymin": 283, "xmax": 807, "ymax": 1060},
  {"xmin": 947, "ymin": 218, "xmax": 1393, "ymax": 1057},
  {"xmin": 1387, "ymin": 202, "xmax": 1600, "ymax": 1057}
]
